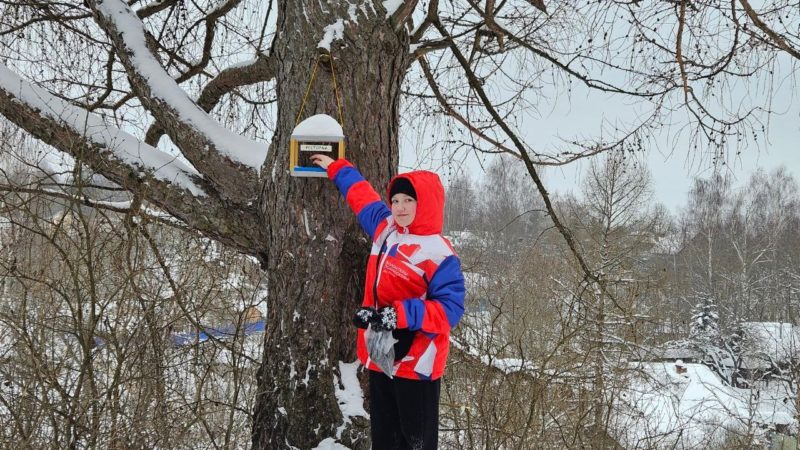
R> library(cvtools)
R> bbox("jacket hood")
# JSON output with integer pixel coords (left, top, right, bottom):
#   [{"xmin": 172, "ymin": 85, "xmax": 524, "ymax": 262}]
[{"xmin": 387, "ymin": 171, "xmax": 445, "ymax": 235}]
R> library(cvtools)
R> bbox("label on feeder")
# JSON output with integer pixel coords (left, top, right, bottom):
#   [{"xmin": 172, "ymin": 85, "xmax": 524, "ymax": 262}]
[
  {"xmin": 296, "ymin": 141, "xmax": 340, "ymax": 169},
  {"xmin": 300, "ymin": 143, "xmax": 333, "ymax": 153}
]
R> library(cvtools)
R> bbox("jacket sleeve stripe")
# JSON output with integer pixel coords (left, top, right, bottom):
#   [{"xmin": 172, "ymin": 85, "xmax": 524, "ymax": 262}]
[
  {"xmin": 397, "ymin": 255, "xmax": 465, "ymax": 333},
  {"xmin": 327, "ymin": 159, "xmax": 391, "ymax": 240},
  {"xmin": 357, "ymin": 202, "xmax": 391, "ymax": 240},
  {"xmin": 428, "ymin": 255, "xmax": 466, "ymax": 328},
  {"xmin": 332, "ymin": 165, "xmax": 363, "ymax": 198},
  {"xmin": 327, "ymin": 158, "xmax": 353, "ymax": 181},
  {"xmin": 346, "ymin": 180, "xmax": 382, "ymax": 215}
]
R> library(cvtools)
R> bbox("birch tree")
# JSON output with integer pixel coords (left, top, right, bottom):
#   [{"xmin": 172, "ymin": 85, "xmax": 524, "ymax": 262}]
[{"xmin": 1, "ymin": 0, "xmax": 798, "ymax": 447}]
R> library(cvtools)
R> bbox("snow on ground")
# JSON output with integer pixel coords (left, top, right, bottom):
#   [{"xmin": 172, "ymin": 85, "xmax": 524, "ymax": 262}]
[
  {"xmin": 611, "ymin": 361, "xmax": 797, "ymax": 449},
  {"xmin": 455, "ymin": 309, "xmax": 798, "ymax": 449},
  {"xmin": 453, "ymin": 311, "xmax": 541, "ymax": 374},
  {"xmin": 445, "ymin": 230, "xmax": 484, "ymax": 249},
  {"xmin": 451, "ymin": 336, "xmax": 537, "ymax": 375},
  {"xmin": 312, "ymin": 438, "xmax": 351, "ymax": 450},
  {"xmin": 334, "ymin": 360, "xmax": 368, "ymax": 440}
]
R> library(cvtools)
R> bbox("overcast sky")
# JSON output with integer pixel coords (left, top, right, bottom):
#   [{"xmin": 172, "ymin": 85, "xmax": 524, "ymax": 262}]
[
  {"xmin": 402, "ymin": 56, "xmax": 800, "ymax": 215},
  {"xmin": 536, "ymin": 86, "xmax": 800, "ymax": 213}
]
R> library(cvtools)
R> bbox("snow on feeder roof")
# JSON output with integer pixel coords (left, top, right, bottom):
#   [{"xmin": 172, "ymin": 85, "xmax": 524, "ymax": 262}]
[
  {"xmin": 289, "ymin": 114, "xmax": 345, "ymax": 178},
  {"xmin": 291, "ymin": 114, "xmax": 344, "ymax": 141}
]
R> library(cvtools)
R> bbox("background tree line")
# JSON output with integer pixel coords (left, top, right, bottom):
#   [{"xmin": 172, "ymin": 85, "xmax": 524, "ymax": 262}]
[
  {"xmin": 2, "ymin": 139, "xmax": 798, "ymax": 449},
  {"xmin": 441, "ymin": 153, "xmax": 799, "ymax": 449}
]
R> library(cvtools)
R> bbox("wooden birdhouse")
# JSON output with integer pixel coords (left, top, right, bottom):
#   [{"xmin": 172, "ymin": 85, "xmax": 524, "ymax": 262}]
[{"xmin": 289, "ymin": 114, "xmax": 345, "ymax": 177}]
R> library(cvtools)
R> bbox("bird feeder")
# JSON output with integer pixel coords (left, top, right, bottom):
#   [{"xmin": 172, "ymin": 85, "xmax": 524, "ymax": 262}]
[{"xmin": 289, "ymin": 114, "xmax": 345, "ymax": 177}]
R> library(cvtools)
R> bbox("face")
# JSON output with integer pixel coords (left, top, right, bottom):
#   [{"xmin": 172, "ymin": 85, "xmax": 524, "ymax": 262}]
[{"xmin": 391, "ymin": 193, "xmax": 417, "ymax": 228}]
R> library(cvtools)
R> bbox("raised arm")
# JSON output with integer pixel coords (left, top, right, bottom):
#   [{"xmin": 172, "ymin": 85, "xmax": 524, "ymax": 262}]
[{"xmin": 313, "ymin": 156, "xmax": 391, "ymax": 241}]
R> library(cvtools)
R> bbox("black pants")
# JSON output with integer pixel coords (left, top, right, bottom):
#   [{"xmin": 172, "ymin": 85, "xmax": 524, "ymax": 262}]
[{"xmin": 369, "ymin": 370, "xmax": 441, "ymax": 450}]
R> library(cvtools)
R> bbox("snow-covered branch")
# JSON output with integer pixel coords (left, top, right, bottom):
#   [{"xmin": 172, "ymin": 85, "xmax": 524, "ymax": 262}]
[
  {"xmin": 0, "ymin": 63, "xmax": 265, "ymax": 256},
  {"xmin": 145, "ymin": 52, "xmax": 277, "ymax": 146},
  {"xmin": 0, "ymin": 63, "xmax": 203, "ymax": 196},
  {"xmin": 89, "ymin": 0, "xmax": 268, "ymax": 203},
  {"xmin": 387, "ymin": 0, "xmax": 420, "ymax": 32}
]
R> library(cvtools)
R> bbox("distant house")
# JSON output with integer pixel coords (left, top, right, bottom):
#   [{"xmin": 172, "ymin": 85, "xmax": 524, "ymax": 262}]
[
  {"xmin": 740, "ymin": 322, "xmax": 798, "ymax": 362},
  {"xmin": 241, "ymin": 306, "xmax": 262, "ymax": 324},
  {"xmin": 91, "ymin": 308, "xmax": 267, "ymax": 349},
  {"xmin": 652, "ymin": 346, "xmax": 703, "ymax": 364},
  {"xmin": 612, "ymin": 361, "xmax": 797, "ymax": 450},
  {"xmin": 657, "ymin": 322, "xmax": 799, "ymax": 377},
  {"xmin": 737, "ymin": 322, "xmax": 799, "ymax": 382}
]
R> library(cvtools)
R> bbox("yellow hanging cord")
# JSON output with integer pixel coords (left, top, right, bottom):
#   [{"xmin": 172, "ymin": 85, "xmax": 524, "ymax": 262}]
[
  {"xmin": 294, "ymin": 53, "xmax": 345, "ymax": 127},
  {"xmin": 329, "ymin": 54, "xmax": 344, "ymax": 126},
  {"xmin": 294, "ymin": 57, "xmax": 321, "ymax": 127}
]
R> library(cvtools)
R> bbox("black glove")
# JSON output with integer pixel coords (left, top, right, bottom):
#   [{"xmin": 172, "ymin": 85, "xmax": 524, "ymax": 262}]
[
  {"xmin": 352, "ymin": 306, "xmax": 397, "ymax": 331},
  {"xmin": 372, "ymin": 307, "xmax": 397, "ymax": 332},
  {"xmin": 353, "ymin": 307, "xmax": 377, "ymax": 329}
]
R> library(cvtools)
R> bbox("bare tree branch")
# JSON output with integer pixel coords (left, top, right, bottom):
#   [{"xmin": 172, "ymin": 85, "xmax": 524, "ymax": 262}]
[
  {"xmin": 739, "ymin": 0, "xmax": 800, "ymax": 60},
  {"xmin": 410, "ymin": 0, "xmax": 440, "ymax": 43},
  {"xmin": 465, "ymin": 1, "xmax": 665, "ymax": 97},
  {"xmin": 676, "ymin": 0, "xmax": 691, "ymax": 104},
  {"xmin": 135, "ymin": 0, "xmax": 181, "ymax": 19},
  {"xmin": 389, "ymin": 0, "xmax": 420, "ymax": 33},
  {"xmin": 411, "ymin": 39, "xmax": 450, "ymax": 58},
  {"xmin": 432, "ymin": 15, "xmax": 619, "ymax": 310},
  {"xmin": 417, "ymin": 54, "xmax": 634, "ymax": 167}
]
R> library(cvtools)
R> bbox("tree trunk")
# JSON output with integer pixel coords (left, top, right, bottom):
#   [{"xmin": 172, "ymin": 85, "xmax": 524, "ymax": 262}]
[{"xmin": 252, "ymin": 2, "xmax": 411, "ymax": 448}]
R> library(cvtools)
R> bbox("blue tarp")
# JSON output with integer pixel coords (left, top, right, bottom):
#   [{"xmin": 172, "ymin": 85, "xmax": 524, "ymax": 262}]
[
  {"xmin": 93, "ymin": 320, "xmax": 265, "ymax": 349},
  {"xmin": 170, "ymin": 320, "xmax": 265, "ymax": 346}
]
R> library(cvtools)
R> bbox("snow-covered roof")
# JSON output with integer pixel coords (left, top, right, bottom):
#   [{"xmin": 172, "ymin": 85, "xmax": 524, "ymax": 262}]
[
  {"xmin": 740, "ymin": 354, "xmax": 776, "ymax": 371},
  {"xmin": 657, "ymin": 347, "xmax": 702, "ymax": 361},
  {"xmin": 171, "ymin": 320, "xmax": 265, "ymax": 346},
  {"xmin": 93, "ymin": 320, "xmax": 266, "ymax": 349},
  {"xmin": 741, "ymin": 322, "xmax": 798, "ymax": 363},
  {"xmin": 612, "ymin": 362, "xmax": 797, "ymax": 449}
]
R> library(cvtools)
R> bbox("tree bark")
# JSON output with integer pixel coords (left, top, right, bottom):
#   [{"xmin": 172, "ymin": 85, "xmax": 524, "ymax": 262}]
[{"xmin": 252, "ymin": 2, "xmax": 411, "ymax": 448}]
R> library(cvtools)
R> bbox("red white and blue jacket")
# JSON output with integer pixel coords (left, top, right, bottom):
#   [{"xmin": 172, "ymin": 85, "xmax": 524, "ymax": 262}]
[{"xmin": 327, "ymin": 159, "xmax": 465, "ymax": 380}]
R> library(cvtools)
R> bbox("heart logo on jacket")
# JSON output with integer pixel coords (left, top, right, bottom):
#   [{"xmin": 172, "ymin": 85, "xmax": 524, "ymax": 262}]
[{"xmin": 397, "ymin": 244, "xmax": 421, "ymax": 261}]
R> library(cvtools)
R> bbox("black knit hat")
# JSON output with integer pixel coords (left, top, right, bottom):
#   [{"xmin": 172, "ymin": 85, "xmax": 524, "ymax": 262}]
[{"xmin": 389, "ymin": 177, "xmax": 416, "ymax": 200}]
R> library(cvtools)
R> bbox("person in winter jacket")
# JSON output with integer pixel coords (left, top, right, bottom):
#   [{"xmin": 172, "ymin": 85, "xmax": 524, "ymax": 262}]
[{"xmin": 311, "ymin": 154, "xmax": 466, "ymax": 450}]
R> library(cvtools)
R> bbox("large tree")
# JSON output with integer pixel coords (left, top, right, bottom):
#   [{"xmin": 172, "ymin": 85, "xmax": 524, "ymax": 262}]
[{"xmin": 1, "ymin": 0, "xmax": 798, "ymax": 447}]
